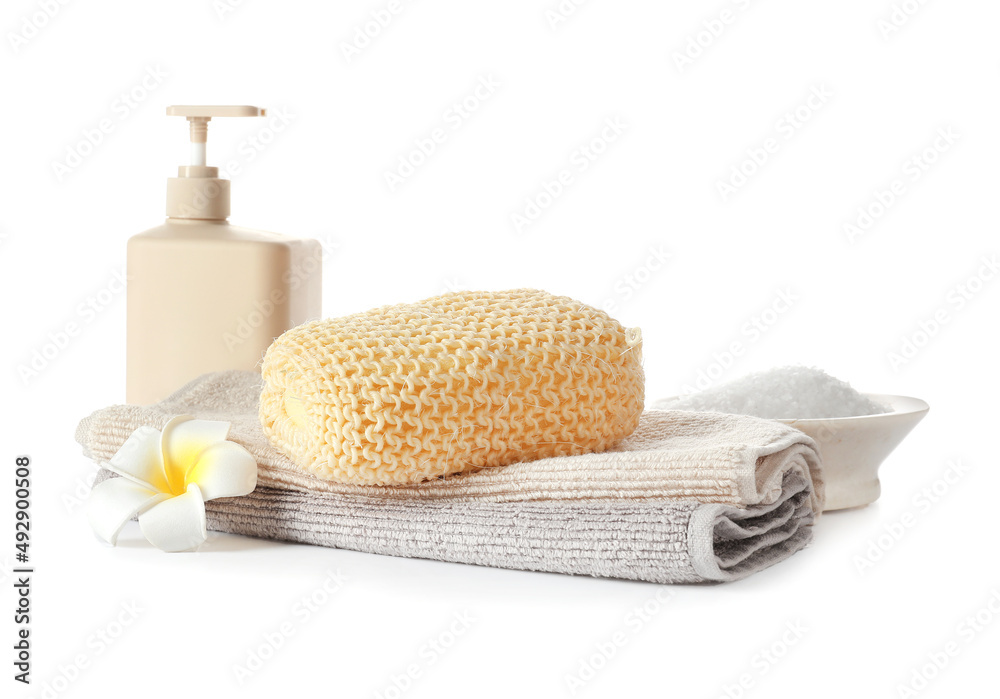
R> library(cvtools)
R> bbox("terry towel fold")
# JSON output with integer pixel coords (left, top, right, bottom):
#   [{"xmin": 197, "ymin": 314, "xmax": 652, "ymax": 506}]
[{"xmin": 76, "ymin": 371, "xmax": 824, "ymax": 583}]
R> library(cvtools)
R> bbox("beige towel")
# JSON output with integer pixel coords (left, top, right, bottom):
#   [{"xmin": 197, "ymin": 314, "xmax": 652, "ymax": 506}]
[
  {"xmin": 76, "ymin": 371, "xmax": 824, "ymax": 583},
  {"xmin": 77, "ymin": 371, "xmax": 824, "ymax": 512}
]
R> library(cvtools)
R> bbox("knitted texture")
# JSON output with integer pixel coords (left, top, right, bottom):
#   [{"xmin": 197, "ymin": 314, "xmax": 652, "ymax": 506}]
[{"xmin": 259, "ymin": 289, "xmax": 645, "ymax": 485}]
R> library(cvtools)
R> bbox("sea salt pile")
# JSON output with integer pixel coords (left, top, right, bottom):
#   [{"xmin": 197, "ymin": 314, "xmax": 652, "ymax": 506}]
[{"xmin": 655, "ymin": 366, "xmax": 891, "ymax": 419}]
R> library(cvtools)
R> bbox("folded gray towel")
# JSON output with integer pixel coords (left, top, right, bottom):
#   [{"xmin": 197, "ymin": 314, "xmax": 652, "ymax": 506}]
[
  {"xmin": 77, "ymin": 371, "xmax": 822, "ymax": 583},
  {"xmin": 91, "ymin": 468, "xmax": 813, "ymax": 583}
]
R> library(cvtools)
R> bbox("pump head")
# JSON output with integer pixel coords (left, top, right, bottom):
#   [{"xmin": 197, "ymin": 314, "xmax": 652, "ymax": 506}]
[{"xmin": 165, "ymin": 105, "xmax": 267, "ymax": 220}]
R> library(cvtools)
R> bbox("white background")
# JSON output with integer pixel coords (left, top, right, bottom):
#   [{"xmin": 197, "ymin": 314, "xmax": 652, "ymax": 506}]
[{"xmin": 2, "ymin": 0, "xmax": 998, "ymax": 696}]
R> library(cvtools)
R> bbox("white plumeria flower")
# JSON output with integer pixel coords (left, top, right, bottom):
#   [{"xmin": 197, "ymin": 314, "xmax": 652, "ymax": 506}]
[{"xmin": 87, "ymin": 415, "xmax": 257, "ymax": 552}]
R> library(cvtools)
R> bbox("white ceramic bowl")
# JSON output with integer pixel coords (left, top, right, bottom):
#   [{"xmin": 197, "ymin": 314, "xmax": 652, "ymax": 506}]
[{"xmin": 775, "ymin": 394, "xmax": 929, "ymax": 511}]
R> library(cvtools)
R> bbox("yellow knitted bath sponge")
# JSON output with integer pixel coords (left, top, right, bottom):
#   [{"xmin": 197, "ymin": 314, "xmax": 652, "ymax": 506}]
[{"xmin": 259, "ymin": 289, "xmax": 644, "ymax": 486}]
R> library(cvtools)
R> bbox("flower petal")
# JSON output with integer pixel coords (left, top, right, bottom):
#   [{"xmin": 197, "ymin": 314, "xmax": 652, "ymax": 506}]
[
  {"xmin": 107, "ymin": 426, "xmax": 170, "ymax": 493},
  {"xmin": 186, "ymin": 441, "xmax": 258, "ymax": 501},
  {"xmin": 87, "ymin": 477, "xmax": 169, "ymax": 546},
  {"xmin": 138, "ymin": 483, "xmax": 208, "ymax": 552},
  {"xmin": 160, "ymin": 416, "xmax": 231, "ymax": 493}
]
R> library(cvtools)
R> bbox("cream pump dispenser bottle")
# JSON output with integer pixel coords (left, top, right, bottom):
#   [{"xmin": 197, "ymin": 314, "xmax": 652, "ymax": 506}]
[{"xmin": 126, "ymin": 105, "xmax": 322, "ymax": 404}]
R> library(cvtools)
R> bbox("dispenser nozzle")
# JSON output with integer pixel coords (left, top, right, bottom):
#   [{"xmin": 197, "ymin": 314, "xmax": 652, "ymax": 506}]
[
  {"xmin": 166, "ymin": 105, "xmax": 267, "ymax": 167},
  {"xmin": 164, "ymin": 106, "xmax": 267, "ymax": 220}
]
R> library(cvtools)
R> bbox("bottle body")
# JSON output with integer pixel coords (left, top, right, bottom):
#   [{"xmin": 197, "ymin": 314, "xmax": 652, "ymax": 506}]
[{"xmin": 126, "ymin": 218, "xmax": 322, "ymax": 404}]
